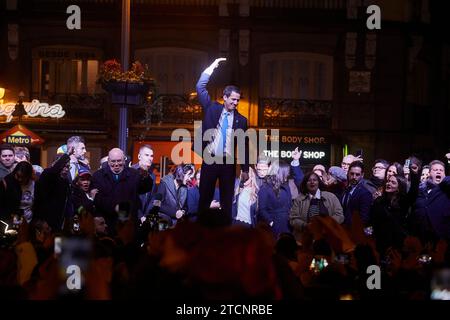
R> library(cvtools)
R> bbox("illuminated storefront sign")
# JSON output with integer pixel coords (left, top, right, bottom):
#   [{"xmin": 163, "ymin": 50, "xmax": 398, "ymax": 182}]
[
  {"xmin": 0, "ymin": 124, "xmax": 45, "ymax": 145},
  {"xmin": 0, "ymin": 99, "xmax": 66, "ymax": 122},
  {"xmin": 261, "ymin": 131, "xmax": 331, "ymax": 165}
]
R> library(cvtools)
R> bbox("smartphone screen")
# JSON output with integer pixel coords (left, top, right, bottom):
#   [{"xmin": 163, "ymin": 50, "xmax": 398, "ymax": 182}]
[{"xmin": 405, "ymin": 159, "xmax": 411, "ymax": 168}]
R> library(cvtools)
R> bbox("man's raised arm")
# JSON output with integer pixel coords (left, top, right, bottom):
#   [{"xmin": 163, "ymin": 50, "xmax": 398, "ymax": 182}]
[{"xmin": 195, "ymin": 58, "xmax": 227, "ymax": 109}]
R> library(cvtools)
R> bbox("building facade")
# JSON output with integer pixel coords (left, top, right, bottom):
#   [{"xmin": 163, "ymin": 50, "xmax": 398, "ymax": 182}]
[{"xmin": 1, "ymin": 0, "xmax": 449, "ymax": 171}]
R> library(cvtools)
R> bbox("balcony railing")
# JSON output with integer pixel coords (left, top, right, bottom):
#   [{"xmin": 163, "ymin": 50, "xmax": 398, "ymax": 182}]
[
  {"xmin": 131, "ymin": 94, "xmax": 203, "ymax": 126},
  {"xmin": 259, "ymin": 98, "xmax": 332, "ymax": 128}
]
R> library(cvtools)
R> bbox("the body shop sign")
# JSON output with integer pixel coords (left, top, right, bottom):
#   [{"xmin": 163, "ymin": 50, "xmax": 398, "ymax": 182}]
[
  {"xmin": 261, "ymin": 131, "xmax": 331, "ymax": 165},
  {"xmin": 0, "ymin": 99, "xmax": 65, "ymax": 122}
]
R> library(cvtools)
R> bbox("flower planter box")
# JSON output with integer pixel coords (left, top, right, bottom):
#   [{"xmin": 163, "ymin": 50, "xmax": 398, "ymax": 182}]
[{"xmin": 102, "ymin": 81, "xmax": 150, "ymax": 106}]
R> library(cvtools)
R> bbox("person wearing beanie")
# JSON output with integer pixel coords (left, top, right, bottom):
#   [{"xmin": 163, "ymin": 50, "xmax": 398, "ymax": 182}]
[{"xmin": 324, "ymin": 166, "xmax": 347, "ymax": 200}]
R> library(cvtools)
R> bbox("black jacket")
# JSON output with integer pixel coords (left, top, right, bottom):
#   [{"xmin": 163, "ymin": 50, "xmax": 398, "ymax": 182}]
[
  {"xmin": 90, "ymin": 166, "xmax": 153, "ymax": 226},
  {"xmin": 195, "ymin": 72, "xmax": 249, "ymax": 172},
  {"xmin": 158, "ymin": 174, "xmax": 188, "ymax": 219},
  {"xmin": 0, "ymin": 173, "xmax": 22, "ymax": 220},
  {"xmin": 71, "ymin": 183, "xmax": 95, "ymax": 215},
  {"xmin": 33, "ymin": 154, "xmax": 73, "ymax": 232},
  {"xmin": 370, "ymin": 195, "xmax": 410, "ymax": 254}
]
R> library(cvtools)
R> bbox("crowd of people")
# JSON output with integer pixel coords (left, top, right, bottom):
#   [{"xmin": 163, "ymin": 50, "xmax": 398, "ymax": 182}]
[
  {"xmin": 1, "ymin": 58, "xmax": 450, "ymax": 300},
  {"xmin": 1, "ymin": 137, "xmax": 450, "ymax": 300}
]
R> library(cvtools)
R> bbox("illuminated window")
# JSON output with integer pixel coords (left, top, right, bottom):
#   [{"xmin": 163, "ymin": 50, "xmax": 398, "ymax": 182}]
[{"xmin": 32, "ymin": 46, "xmax": 102, "ymax": 96}]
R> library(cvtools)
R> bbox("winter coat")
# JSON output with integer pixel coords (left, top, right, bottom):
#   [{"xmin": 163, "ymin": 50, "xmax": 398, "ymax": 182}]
[
  {"xmin": 90, "ymin": 166, "xmax": 153, "ymax": 228},
  {"xmin": 258, "ymin": 182, "xmax": 292, "ymax": 237},
  {"xmin": 289, "ymin": 190, "xmax": 344, "ymax": 240},
  {"xmin": 33, "ymin": 154, "xmax": 73, "ymax": 232},
  {"xmin": 158, "ymin": 174, "xmax": 188, "ymax": 219}
]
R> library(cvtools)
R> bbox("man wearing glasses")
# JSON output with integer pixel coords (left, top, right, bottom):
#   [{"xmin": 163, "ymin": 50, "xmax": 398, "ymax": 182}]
[{"xmin": 363, "ymin": 159, "xmax": 389, "ymax": 198}]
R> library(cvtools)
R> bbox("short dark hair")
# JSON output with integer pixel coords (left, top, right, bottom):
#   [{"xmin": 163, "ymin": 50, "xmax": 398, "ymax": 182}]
[
  {"xmin": 349, "ymin": 161, "xmax": 364, "ymax": 173},
  {"xmin": 174, "ymin": 164, "xmax": 195, "ymax": 184},
  {"xmin": 408, "ymin": 156, "xmax": 422, "ymax": 168},
  {"xmin": 387, "ymin": 162, "xmax": 404, "ymax": 178},
  {"xmin": 223, "ymin": 85, "xmax": 241, "ymax": 97},
  {"xmin": 299, "ymin": 171, "xmax": 325, "ymax": 194},
  {"xmin": 430, "ymin": 160, "xmax": 445, "ymax": 168},
  {"xmin": 12, "ymin": 161, "xmax": 33, "ymax": 183},
  {"xmin": 373, "ymin": 159, "xmax": 389, "ymax": 169},
  {"xmin": 0, "ymin": 144, "xmax": 15, "ymax": 154},
  {"xmin": 139, "ymin": 144, "xmax": 153, "ymax": 152}
]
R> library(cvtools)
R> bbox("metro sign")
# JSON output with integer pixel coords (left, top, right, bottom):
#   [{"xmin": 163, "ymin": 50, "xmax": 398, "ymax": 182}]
[{"xmin": 0, "ymin": 125, "xmax": 45, "ymax": 145}]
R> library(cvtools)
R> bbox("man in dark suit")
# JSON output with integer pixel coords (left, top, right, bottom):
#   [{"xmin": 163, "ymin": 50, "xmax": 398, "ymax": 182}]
[
  {"xmin": 131, "ymin": 144, "xmax": 157, "ymax": 221},
  {"xmin": 90, "ymin": 148, "xmax": 153, "ymax": 233},
  {"xmin": 195, "ymin": 58, "xmax": 249, "ymax": 224},
  {"xmin": 341, "ymin": 161, "xmax": 373, "ymax": 226}
]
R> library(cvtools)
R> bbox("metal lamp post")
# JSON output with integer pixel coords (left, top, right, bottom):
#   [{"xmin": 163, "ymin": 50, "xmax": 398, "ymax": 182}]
[{"xmin": 119, "ymin": 0, "xmax": 130, "ymax": 152}]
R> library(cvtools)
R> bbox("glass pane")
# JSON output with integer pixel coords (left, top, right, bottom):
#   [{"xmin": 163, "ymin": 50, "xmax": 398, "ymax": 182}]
[{"xmin": 87, "ymin": 60, "xmax": 99, "ymax": 94}]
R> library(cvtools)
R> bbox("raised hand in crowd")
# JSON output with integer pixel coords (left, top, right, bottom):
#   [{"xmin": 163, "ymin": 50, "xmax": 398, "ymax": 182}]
[
  {"xmin": 240, "ymin": 170, "xmax": 249, "ymax": 184},
  {"xmin": 176, "ymin": 209, "xmax": 185, "ymax": 219},
  {"xmin": 67, "ymin": 145, "xmax": 75, "ymax": 156},
  {"xmin": 89, "ymin": 188, "xmax": 99, "ymax": 200},
  {"xmin": 210, "ymin": 200, "xmax": 221, "ymax": 209},
  {"xmin": 292, "ymin": 147, "xmax": 302, "ymax": 161},
  {"xmin": 354, "ymin": 154, "xmax": 364, "ymax": 162},
  {"xmin": 403, "ymin": 165, "xmax": 410, "ymax": 179},
  {"xmin": 203, "ymin": 57, "xmax": 227, "ymax": 75}
]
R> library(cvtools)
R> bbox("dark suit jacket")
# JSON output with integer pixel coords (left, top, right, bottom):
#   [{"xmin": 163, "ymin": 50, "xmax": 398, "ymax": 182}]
[
  {"xmin": 33, "ymin": 154, "xmax": 73, "ymax": 232},
  {"xmin": 195, "ymin": 72, "xmax": 249, "ymax": 172},
  {"xmin": 90, "ymin": 166, "xmax": 153, "ymax": 226},
  {"xmin": 131, "ymin": 164, "xmax": 157, "ymax": 219},
  {"xmin": 414, "ymin": 177, "xmax": 450, "ymax": 241},
  {"xmin": 341, "ymin": 182, "xmax": 373, "ymax": 226}
]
